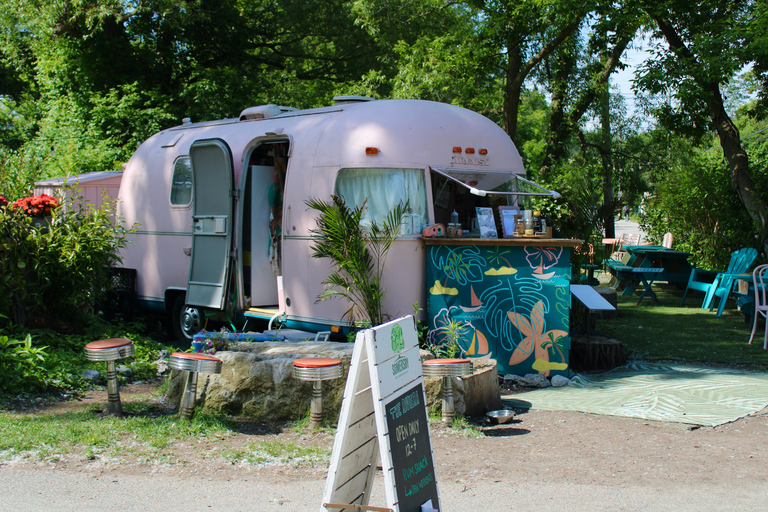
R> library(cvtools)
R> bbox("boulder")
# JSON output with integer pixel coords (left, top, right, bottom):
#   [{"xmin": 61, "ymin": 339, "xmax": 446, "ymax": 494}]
[
  {"xmin": 551, "ymin": 375, "xmax": 570, "ymax": 387},
  {"xmin": 165, "ymin": 341, "xmax": 354, "ymax": 421},
  {"xmin": 117, "ymin": 365, "xmax": 133, "ymax": 379},
  {"xmin": 165, "ymin": 341, "xmax": 502, "ymax": 422},
  {"xmin": 503, "ymin": 373, "xmax": 551, "ymax": 388},
  {"xmin": 82, "ymin": 369, "xmax": 101, "ymax": 384}
]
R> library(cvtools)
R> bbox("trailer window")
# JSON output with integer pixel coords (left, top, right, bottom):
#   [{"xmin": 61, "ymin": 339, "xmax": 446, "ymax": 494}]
[
  {"xmin": 170, "ymin": 156, "xmax": 192, "ymax": 205},
  {"xmin": 335, "ymin": 168, "xmax": 427, "ymax": 228}
]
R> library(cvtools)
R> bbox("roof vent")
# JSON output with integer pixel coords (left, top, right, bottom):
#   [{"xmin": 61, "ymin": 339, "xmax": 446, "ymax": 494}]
[
  {"xmin": 332, "ymin": 96, "xmax": 376, "ymax": 105},
  {"xmin": 239, "ymin": 104, "xmax": 284, "ymax": 121}
]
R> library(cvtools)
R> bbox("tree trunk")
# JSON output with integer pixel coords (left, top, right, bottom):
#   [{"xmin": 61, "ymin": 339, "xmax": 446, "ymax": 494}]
[
  {"xmin": 503, "ymin": 17, "xmax": 584, "ymax": 142},
  {"xmin": 600, "ymin": 87, "xmax": 616, "ymax": 239},
  {"xmin": 539, "ymin": 38, "xmax": 577, "ymax": 182},
  {"xmin": 650, "ymin": 13, "xmax": 768, "ymax": 257}
]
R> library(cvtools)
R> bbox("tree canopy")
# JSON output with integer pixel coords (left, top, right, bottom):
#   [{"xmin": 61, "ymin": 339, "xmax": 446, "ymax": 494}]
[{"xmin": 0, "ymin": 0, "xmax": 766, "ymax": 263}]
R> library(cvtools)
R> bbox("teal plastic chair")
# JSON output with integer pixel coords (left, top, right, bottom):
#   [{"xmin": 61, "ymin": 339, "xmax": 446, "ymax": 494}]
[{"xmin": 680, "ymin": 248, "xmax": 758, "ymax": 315}]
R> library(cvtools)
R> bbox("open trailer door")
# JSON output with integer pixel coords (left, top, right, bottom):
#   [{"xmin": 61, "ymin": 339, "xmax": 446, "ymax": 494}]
[{"xmin": 186, "ymin": 139, "xmax": 235, "ymax": 310}]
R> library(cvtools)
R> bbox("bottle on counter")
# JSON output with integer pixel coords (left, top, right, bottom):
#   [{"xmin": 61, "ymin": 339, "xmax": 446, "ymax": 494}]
[
  {"xmin": 532, "ymin": 211, "xmax": 541, "ymax": 232},
  {"xmin": 451, "ymin": 210, "xmax": 459, "ymax": 225},
  {"xmin": 524, "ymin": 212, "xmax": 533, "ymax": 233}
]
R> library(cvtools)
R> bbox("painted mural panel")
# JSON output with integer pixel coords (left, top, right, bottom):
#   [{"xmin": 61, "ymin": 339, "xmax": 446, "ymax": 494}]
[{"xmin": 425, "ymin": 244, "xmax": 572, "ymax": 376}]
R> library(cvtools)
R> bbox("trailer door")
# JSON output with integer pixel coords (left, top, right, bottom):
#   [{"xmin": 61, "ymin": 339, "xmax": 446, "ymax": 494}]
[{"xmin": 187, "ymin": 139, "xmax": 234, "ymax": 309}]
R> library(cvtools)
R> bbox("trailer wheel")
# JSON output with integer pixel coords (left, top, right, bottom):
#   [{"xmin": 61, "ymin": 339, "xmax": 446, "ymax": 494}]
[{"xmin": 172, "ymin": 295, "xmax": 204, "ymax": 342}]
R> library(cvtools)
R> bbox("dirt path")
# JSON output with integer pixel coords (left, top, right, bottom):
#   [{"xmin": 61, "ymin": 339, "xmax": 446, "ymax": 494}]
[{"xmin": 3, "ymin": 381, "xmax": 768, "ymax": 511}]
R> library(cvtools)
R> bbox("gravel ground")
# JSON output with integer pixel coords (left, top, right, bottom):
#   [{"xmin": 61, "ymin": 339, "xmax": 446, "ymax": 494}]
[{"xmin": 2, "ymin": 380, "xmax": 767, "ymax": 511}]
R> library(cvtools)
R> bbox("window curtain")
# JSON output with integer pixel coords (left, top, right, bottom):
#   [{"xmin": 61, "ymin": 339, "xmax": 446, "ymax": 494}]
[{"xmin": 335, "ymin": 168, "xmax": 427, "ymax": 228}]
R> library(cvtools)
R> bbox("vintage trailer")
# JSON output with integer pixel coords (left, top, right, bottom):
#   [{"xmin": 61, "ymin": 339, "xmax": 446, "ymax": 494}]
[{"xmin": 117, "ymin": 97, "xmax": 557, "ymax": 343}]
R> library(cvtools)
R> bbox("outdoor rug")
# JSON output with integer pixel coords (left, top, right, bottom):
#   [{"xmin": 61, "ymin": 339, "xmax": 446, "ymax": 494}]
[{"xmin": 502, "ymin": 362, "xmax": 768, "ymax": 427}]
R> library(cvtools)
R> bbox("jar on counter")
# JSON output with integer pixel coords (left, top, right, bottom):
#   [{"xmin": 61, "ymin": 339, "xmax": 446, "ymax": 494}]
[{"xmin": 515, "ymin": 219, "xmax": 525, "ymax": 235}]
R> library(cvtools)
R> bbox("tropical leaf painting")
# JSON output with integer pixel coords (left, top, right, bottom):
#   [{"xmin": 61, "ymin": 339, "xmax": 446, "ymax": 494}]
[{"xmin": 507, "ymin": 300, "xmax": 568, "ymax": 377}]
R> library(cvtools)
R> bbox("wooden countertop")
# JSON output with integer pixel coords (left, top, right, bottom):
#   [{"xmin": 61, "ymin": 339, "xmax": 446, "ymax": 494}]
[{"xmin": 422, "ymin": 237, "xmax": 583, "ymax": 247}]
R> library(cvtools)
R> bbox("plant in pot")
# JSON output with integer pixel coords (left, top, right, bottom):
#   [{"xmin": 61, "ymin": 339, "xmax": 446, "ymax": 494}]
[{"xmin": 306, "ymin": 195, "xmax": 407, "ymax": 328}]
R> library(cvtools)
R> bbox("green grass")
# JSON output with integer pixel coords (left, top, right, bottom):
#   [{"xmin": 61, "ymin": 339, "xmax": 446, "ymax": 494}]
[
  {"xmin": 428, "ymin": 411, "xmax": 485, "ymax": 437},
  {"xmin": 0, "ymin": 407, "xmax": 235, "ymax": 463},
  {"xmin": 593, "ymin": 281, "xmax": 768, "ymax": 368}
]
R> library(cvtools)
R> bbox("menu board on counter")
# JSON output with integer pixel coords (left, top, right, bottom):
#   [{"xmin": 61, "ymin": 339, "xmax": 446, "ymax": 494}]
[{"xmin": 322, "ymin": 316, "xmax": 440, "ymax": 512}]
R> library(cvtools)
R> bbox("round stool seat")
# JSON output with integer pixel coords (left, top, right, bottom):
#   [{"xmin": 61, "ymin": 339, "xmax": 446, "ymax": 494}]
[
  {"xmin": 85, "ymin": 338, "xmax": 135, "ymax": 361},
  {"xmin": 422, "ymin": 358, "xmax": 472, "ymax": 377},
  {"xmin": 169, "ymin": 352, "xmax": 223, "ymax": 374},
  {"xmin": 292, "ymin": 357, "xmax": 343, "ymax": 381}
]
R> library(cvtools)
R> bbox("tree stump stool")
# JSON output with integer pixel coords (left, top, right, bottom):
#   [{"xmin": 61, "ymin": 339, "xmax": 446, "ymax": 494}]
[
  {"xmin": 169, "ymin": 352, "xmax": 223, "ymax": 420},
  {"xmin": 422, "ymin": 358, "xmax": 473, "ymax": 425},
  {"xmin": 292, "ymin": 357, "xmax": 343, "ymax": 427},
  {"xmin": 570, "ymin": 336, "xmax": 626, "ymax": 372},
  {"xmin": 84, "ymin": 338, "xmax": 135, "ymax": 416}
]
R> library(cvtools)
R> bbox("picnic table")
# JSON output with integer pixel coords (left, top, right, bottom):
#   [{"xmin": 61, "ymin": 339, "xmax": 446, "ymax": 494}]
[
  {"xmin": 622, "ymin": 245, "xmax": 692, "ymax": 286},
  {"xmin": 603, "ymin": 260, "xmax": 664, "ymax": 304}
]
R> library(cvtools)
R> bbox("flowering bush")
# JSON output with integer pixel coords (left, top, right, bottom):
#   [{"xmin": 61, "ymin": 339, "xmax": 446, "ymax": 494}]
[
  {"xmin": 195, "ymin": 327, "xmax": 232, "ymax": 354},
  {"xmin": 0, "ymin": 196, "xmax": 8, "ymax": 209},
  {"xmin": 0, "ymin": 188, "xmax": 135, "ymax": 328},
  {"xmin": 11, "ymin": 194, "xmax": 60, "ymax": 217}
]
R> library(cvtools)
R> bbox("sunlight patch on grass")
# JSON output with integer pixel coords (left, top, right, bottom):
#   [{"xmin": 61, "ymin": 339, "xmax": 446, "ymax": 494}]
[
  {"xmin": 595, "ymin": 285, "xmax": 768, "ymax": 368},
  {"xmin": 221, "ymin": 440, "xmax": 331, "ymax": 467}
]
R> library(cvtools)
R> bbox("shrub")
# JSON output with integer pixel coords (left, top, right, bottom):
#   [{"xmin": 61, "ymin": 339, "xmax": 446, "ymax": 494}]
[{"xmin": 0, "ymin": 190, "xmax": 135, "ymax": 329}]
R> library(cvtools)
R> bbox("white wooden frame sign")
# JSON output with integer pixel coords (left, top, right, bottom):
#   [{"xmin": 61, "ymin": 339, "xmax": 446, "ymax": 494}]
[{"xmin": 321, "ymin": 316, "xmax": 440, "ymax": 512}]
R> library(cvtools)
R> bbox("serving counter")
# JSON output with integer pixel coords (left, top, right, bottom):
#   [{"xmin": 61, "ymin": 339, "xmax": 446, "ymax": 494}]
[{"xmin": 424, "ymin": 237, "xmax": 581, "ymax": 377}]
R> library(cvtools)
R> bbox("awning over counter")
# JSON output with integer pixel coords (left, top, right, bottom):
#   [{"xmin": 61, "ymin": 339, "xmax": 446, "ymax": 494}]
[{"xmin": 431, "ymin": 167, "xmax": 560, "ymax": 199}]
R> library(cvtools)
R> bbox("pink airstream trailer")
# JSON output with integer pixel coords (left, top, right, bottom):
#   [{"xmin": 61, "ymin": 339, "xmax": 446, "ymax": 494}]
[{"xmin": 117, "ymin": 97, "xmax": 539, "ymax": 341}]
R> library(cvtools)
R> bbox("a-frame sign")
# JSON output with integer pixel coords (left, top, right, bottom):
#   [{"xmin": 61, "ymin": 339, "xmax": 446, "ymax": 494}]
[{"xmin": 321, "ymin": 316, "xmax": 440, "ymax": 512}]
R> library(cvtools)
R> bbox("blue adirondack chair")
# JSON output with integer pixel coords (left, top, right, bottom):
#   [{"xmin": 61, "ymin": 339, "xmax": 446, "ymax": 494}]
[{"xmin": 680, "ymin": 248, "xmax": 758, "ymax": 315}]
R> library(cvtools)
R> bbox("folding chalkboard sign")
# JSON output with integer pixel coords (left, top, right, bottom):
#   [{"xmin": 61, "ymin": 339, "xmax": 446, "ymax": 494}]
[{"xmin": 322, "ymin": 316, "xmax": 440, "ymax": 512}]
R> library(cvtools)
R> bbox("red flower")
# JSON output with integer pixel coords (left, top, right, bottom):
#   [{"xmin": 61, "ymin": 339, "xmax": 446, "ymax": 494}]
[{"xmin": 11, "ymin": 194, "xmax": 60, "ymax": 217}]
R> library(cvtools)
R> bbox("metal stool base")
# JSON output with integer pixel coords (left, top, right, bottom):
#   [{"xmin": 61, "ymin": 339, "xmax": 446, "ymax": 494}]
[
  {"xmin": 292, "ymin": 358, "xmax": 343, "ymax": 428},
  {"xmin": 169, "ymin": 353, "xmax": 223, "ymax": 420},
  {"xmin": 422, "ymin": 359, "xmax": 473, "ymax": 425},
  {"xmin": 84, "ymin": 338, "xmax": 135, "ymax": 417}
]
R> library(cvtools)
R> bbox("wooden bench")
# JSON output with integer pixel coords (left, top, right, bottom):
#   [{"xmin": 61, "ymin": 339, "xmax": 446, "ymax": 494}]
[{"xmin": 604, "ymin": 259, "xmax": 633, "ymax": 274}]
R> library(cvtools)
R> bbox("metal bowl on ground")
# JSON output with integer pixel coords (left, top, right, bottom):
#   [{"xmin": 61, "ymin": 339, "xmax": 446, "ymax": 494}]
[{"xmin": 486, "ymin": 409, "xmax": 516, "ymax": 424}]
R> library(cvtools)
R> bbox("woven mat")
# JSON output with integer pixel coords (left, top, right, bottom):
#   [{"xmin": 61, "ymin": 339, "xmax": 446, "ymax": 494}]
[{"xmin": 502, "ymin": 362, "xmax": 768, "ymax": 427}]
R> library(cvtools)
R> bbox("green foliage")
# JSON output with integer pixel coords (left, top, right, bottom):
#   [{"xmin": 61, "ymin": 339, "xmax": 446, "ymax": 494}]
[
  {"xmin": 598, "ymin": 286, "xmax": 768, "ymax": 368},
  {"xmin": 426, "ymin": 319, "xmax": 464, "ymax": 359},
  {"xmin": 0, "ymin": 334, "xmax": 49, "ymax": 393},
  {"xmin": 0, "ymin": 317, "xmax": 173, "ymax": 397},
  {"xmin": 638, "ymin": 133, "xmax": 762, "ymax": 269},
  {"xmin": 306, "ymin": 195, "xmax": 407, "ymax": 327},
  {"xmin": 0, "ymin": 407, "xmax": 235, "ymax": 462},
  {"xmin": 222, "ymin": 439, "xmax": 331, "ymax": 467},
  {"xmin": 0, "ymin": 190, "xmax": 135, "ymax": 328}
]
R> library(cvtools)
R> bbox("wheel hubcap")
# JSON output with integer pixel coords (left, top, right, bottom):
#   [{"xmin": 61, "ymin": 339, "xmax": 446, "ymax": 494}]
[{"xmin": 181, "ymin": 306, "xmax": 202, "ymax": 337}]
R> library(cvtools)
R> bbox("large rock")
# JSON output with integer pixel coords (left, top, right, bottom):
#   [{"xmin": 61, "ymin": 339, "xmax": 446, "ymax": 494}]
[
  {"xmin": 165, "ymin": 342, "xmax": 502, "ymax": 422},
  {"xmin": 165, "ymin": 341, "xmax": 354, "ymax": 421},
  {"xmin": 423, "ymin": 357, "xmax": 502, "ymax": 418}
]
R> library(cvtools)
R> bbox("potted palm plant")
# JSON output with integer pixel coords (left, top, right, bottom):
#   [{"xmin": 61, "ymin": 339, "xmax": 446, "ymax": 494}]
[{"xmin": 306, "ymin": 195, "xmax": 407, "ymax": 328}]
